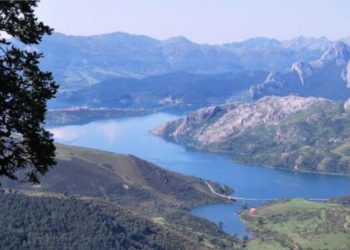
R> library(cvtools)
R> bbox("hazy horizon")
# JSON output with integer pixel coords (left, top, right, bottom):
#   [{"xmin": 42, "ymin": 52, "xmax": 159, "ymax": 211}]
[
  {"xmin": 37, "ymin": 0, "xmax": 350, "ymax": 44},
  {"xmin": 50, "ymin": 30, "xmax": 346, "ymax": 45}
]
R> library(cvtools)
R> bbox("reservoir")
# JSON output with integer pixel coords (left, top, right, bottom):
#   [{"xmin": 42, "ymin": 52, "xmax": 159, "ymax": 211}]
[{"xmin": 50, "ymin": 113, "xmax": 350, "ymax": 238}]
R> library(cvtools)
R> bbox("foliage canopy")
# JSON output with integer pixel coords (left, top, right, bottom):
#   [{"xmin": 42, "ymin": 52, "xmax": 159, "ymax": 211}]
[{"xmin": 0, "ymin": 0, "xmax": 58, "ymax": 183}]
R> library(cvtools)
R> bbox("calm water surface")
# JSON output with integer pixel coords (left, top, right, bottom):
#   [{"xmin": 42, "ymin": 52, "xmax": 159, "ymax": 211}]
[{"xmin": 50, "ymin": 113, "xmax": 350, "ymax": 238}]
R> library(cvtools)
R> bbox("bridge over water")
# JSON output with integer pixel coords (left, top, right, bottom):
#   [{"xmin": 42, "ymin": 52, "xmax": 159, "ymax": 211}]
[{"xmin": 205, "ymin": 182, "xmax": 329, "ymax": 203}]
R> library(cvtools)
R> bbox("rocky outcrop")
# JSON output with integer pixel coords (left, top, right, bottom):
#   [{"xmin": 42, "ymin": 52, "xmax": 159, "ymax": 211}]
[
  {"xmin": 153, "ymin": 96, "xmax": 350, "ymax": 175},
  {"xmin": 153, "ymin": 95, "xmax": 330, "ymax": 147},
  {"xmin": 315, "ymin": 42, "xmax": 350, "ymax": 66},
  {"xmin": 250, "ymin": 42, "xmax": 350, "ymax": 101}
]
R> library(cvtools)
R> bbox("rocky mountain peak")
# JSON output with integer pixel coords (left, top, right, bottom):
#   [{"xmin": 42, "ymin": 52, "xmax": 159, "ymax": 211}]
[
  {"xmin": 318, "ymin": 42, "xmax": 350, "ymax": 66},
  {"xmin": 249, "ymin": 72, "xmax": 286, "ymax": 99},
  {"xmin": 251, "ymin": 40, "xmax": 350, "ymax": 101}
]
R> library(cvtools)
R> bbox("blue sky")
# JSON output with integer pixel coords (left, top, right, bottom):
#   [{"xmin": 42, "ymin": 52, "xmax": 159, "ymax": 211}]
[{"xmin": 37, "ymin": 0, "xmax": 350, "ymax": 44}]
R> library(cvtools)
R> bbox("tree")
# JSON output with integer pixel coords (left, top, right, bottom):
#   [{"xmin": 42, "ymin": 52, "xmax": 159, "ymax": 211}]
[{"xmin": 0, "ymin": 0, "xmax": 58, "ymax": 184}]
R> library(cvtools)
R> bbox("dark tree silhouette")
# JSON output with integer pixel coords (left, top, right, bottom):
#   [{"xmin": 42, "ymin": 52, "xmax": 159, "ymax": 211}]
[{"xmin": 0, "ymin": 1, "xmax": 58, "ymax": 183}]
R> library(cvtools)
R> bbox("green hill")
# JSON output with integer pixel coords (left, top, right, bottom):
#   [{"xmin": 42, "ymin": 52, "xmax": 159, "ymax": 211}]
[
  {"xmin": 241, "ymin": 198, "xmax": 350, "ymax": 250},
  {"xmin": 2, "ymin": 144, "xmax": 230, "ymax": 214},
  {"xmin": 0, "ymin": 191, "xmax": 207, "ymax": 250},
  {"xmin": 0, "ymin": 144, "xmax": 237, "ymax": 249}
]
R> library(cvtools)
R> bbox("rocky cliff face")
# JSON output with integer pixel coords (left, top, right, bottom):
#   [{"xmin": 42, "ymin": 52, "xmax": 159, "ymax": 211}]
[
  {"xmin": 316, "ymin": 42, "xmax": 350, "ymax": 66},
  {"xmin": 250, "ymin": 42, "xmax": 350, "ymax": 100},
  {"xmin": 153, "ymin": 96, "xmax": 330, "ymax": 147}
]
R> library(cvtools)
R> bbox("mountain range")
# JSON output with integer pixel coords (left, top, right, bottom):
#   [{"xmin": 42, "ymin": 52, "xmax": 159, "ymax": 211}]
[
  {"xmin": 51, "ymin": 41, "xmax": 350, "ymax": 110},
  {"xmin": 39, "ymin": 32, "xmax": 240, "ymax": 91},
  {"xmin": 51, "ymin": 71, "xmax": 268, "ymax": 110},
  {"xmin": 37, "ymin": 32, "xmax": 349, "ymax": 92}
]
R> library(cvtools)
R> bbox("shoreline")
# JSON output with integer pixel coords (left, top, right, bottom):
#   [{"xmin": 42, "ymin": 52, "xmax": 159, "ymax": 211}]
[
  {"xmin": 230, "ymin": 158, "xmax": 350, "ymax": 177},
  {"xmin": 155, "ymin": 135, "xmax": 350, "ymax": 177}
]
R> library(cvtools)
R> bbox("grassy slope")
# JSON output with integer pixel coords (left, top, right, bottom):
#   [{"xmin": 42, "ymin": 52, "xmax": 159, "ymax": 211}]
[
  {"xmin": 0, "ymin": 191, "xmax": 208, "ymax": 250},
  {"xmin": 3, "ymin": 143, "xmax": 230, "ymax": 214},
  {"xmin": 1, "ymin": 144, "xmax": 236, "ymax": 249},
  {"xmin": 241, "ymin": 199, "xmax": 350, "ymax": 250}
]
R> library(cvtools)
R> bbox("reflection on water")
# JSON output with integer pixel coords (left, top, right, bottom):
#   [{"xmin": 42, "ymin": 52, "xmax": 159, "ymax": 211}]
[
  {"xmin": 49, "ymin": 113, "xmax": 350, "ymax": 238},
  {"xmin": 51, "ymin": 121, "xmax": 120, "ymax": 143}
]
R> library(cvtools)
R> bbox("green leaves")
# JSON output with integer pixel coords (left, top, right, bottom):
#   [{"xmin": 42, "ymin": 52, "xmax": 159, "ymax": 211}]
[
  {"xmin": 0, "ymin": 0, "xmax": 58, "ymax": 183},
  {"xmin": 0, "ymin": 1, "xmax": 52, "ymax": 45}
]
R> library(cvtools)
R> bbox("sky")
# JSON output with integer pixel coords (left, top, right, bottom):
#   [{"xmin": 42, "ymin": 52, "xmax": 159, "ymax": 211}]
[{"xmin": 36, "ymin": 0, "xmax": 350, "ymax": 44}]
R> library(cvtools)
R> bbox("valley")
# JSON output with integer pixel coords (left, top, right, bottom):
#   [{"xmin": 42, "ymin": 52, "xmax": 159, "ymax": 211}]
[
  {"xmin": 40, "ymin": 40, "xmax": 350, "ymax": 246},
  {"xmin": 46, "ymin": 113, "xmax": 350, "ymax": 241},
  {"xmin": 3, "ymin": 1, "xmax": 350, "ymax": 249}
]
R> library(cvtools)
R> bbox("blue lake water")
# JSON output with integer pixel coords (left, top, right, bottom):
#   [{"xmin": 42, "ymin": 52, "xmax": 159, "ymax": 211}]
[{"xmin": 49, "ymin": 113, "xmax": 350, "ymax": 238}]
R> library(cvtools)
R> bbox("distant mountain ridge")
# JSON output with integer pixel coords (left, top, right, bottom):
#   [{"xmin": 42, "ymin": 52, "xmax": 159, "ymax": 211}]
[
  {"xmin": 223, "ymin": 36, "xmax": 333, "ymax": 72},
  {"xmin": 52, "ymin": 70, "xmax": 268, "ymax": 110},
  {"xmin": 52, "ymin": 42, "xmax": 350, "ymax": 111},
  {"xmin": 251, "ymin": 42, "xmax": 350, "ymax": 100},
  {"xmin": 39, "ymin": 32, "xmax": 241, "ymax": 90},
  {"xmin": 51, "ymin": 42, "xmax": 350, "ymax": 110},
  {"xmin": 223, "ymin": 36, "xmax": 332, "ymax": 51},
  {"xmin": 37, "ymin": 32, "xmax": 346, "ymax": 91}
]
